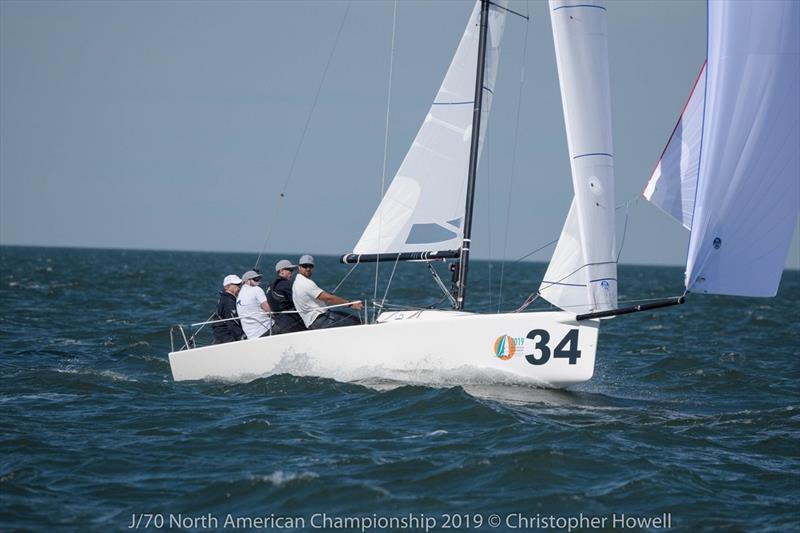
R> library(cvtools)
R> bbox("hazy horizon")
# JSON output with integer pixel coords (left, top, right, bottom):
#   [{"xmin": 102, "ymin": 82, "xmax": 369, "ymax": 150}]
[
  {"xmin": 2, "ymin": 0, "xmax": 798, "ymax": 269},
  {"xmin": 4, "ymin": 242, "xmax": 799, "ymax": 272}
]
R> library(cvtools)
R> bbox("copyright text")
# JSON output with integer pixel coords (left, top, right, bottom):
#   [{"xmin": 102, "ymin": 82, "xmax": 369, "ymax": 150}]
[{"xmin": 128, "ymin": 512, "xmax": 672, "ymax": 531}]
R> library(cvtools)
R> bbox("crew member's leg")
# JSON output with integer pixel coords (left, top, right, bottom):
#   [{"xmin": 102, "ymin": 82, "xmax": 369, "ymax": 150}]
[{"xmin": 308, "ymin": 311, "xmax": 361, "ymax": 329}]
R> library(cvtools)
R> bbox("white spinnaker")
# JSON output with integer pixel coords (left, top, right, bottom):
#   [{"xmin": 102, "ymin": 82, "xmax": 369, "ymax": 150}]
[
  {"xmin": 352, "ymin": 1, "xmax": 507, "ymax": 255},
  {"xmin": 541, "ymin": 0, "xmax": 617, "ymax": 313},
  {"xmin": 643, "ymin": 63, "xmax": 707, "ymax": 230},
  {"xmin": 686, "ymin": 0, "xmax": 799, "ymax": 297}
]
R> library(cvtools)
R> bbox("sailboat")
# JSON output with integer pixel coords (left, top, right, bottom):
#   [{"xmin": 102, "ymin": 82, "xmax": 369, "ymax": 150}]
[
  {"xmin": 169, "ymin": 0, "xmax": 798, "ymax": 387},
  {"xmin": 169, "ymin": 0, "xmax": 616, "ymax": 387}
]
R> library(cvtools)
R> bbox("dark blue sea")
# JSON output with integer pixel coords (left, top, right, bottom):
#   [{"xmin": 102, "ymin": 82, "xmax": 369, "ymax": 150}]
[{"xmin": 1, "ymin": 246, "xmax": 798, "ymax": 532}]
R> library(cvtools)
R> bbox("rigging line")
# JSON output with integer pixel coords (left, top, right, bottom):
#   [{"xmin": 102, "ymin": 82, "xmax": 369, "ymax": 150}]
[
  {"xmin": 486, "ymin": 123, "xmax": 492, "ymax": 311},
  {"xmin": 488, "ymin": 1, "xmax": 530, "ymax": 20},
  {"xmin": 509, "ymin": 193, "xmax": 638, "ymax": 300},
  {"xmin": 515, "ymin": 193, "xmax": 638, "ymax": 309},
  {"xmin": 187, "ymin": 312, "xmax": 216, "ymax": 344},
  {"xmin": 515, "ymin": 292, "xmax": 539, "ymax": 313},
  {"xmin": 254, "ymin": 1, "xmax": 352, "ymax": 270},
  {"xmin": 510, "ymin": 191, "xmax": 640, "ymax": 312},
  {"xmin": 374, "ymin": 0, "xmax": 398, "ymax": 303},
  {"xmin": 515, "ymin": 259, "xmax": 617, "ymax": 313},
  {"xmin": 425, "ymin": 294, "xmax": 450, "ymax": 309},
  {"xmin": 616, "ymin": 194, "xmax": 640, "ymax": 210},
  {"xmin": 615, "ymin": 198, "xmax": 634, "ymax": 263},
  {"xmin": 379, "ymin": 252, "xmax": 401, "ymax": 311},
  {"xmin": 513, "ymin": 238, "xmax": 558, "ymax": 263},
  {"xmin": 427, "ymin": 262, "xmax": 458, "ymax": 308},
  {"xmin": 497, "ymin": 0, "xmax": 530, "ymax": 312},
  {"xmin": 540, "ymin": 260, "xmax": 617, "ymax": 291},
  {"xmin": 333, "ymin": 262, "xmax": 359, "ymax": 294},
  {"xmin": 514, "ymin": 192, "xmax": 642, "ymax": 308}
]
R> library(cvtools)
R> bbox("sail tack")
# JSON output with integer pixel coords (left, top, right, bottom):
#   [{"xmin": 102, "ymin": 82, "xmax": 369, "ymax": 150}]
[
  {"xmin": 540, "ymin": 0, "xmax": 617, "ymax": 314},
  {"xmin": 351, "ymin": 1, "xmax": 507, "ymax": 256},
  {"xmin": 648, "ymin": 0, "xmax": 799, "ymax": 297}
]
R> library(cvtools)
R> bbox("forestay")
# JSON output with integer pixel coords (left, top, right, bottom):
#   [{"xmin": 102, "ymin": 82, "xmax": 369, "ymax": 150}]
[
  {"xmin": 351, "ymin": 0, "xmax": 507, "ymax": 256},
  {"xmin": 540, "ymin": 0, "xmax": 617, "ymax": 314},
  {"xmin": 649, "ymin": 1, "xmax": 799, "ymax": 297},
  {"xmin": 642, "ymin": 63, "xmax": 706, "ymax": 230}
]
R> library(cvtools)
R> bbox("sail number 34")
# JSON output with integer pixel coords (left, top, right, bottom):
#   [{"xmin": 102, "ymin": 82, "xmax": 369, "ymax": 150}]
[{"xmin": 526, "ymin": 329, "xmax": 581, "ymax": 365}]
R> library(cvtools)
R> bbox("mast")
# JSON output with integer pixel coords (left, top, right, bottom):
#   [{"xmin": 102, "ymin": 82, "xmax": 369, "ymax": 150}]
[{"xmin": 454, "ymin": 0, "xmax": 490, "ymax": 310}]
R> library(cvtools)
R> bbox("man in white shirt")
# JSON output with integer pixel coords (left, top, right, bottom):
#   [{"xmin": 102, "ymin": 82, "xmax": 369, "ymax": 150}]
[
  {"xmin": 292, "ymin": 254, "xmax": 363, "ymax": 329},
  {"xmin": 236, "ymin": 270, "xmax": 274, "ymax": 338}
]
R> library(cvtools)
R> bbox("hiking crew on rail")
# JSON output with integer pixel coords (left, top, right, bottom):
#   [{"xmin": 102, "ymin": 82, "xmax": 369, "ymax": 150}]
[{"xmin": 210, "ymin": 255, "xmax": 362, "ymax": 343}]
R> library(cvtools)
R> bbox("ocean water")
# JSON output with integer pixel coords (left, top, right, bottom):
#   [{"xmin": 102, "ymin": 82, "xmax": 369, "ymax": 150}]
[{"xmin": 1, "ymin": 245, "xmax": 798, "ymax": 532}]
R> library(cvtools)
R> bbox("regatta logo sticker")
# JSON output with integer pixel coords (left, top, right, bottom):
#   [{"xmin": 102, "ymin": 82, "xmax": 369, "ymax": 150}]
[{"xmin": 493, "ymin": 335, "xmax": 524, "ymax": 360}]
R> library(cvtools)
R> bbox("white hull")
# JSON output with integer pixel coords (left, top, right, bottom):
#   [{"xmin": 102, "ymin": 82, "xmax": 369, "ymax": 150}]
[{"xmin": 169, "ymin": 311, "xmax": 599, "ymax": 389}]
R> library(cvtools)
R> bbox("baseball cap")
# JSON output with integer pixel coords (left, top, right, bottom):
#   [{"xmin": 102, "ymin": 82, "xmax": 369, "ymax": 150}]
[
  {"xmin": 241, "ymin": 270, "xmax": 262, "ymax": 282},
  {"xmin": 223, "ymin": 274, "xmax": 243, "ymax": 287},
  {"xmin": 275, "ymin": 259, "xmax": 295, "ymax": 272},
  {"xmin": 298, "ymin": 254, "xmax": 315, "ymax": 266}
]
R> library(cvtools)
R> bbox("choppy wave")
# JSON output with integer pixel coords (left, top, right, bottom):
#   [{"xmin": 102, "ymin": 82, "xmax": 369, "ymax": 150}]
[{"xmin": 1, "ymin": 246, "xmax": 798, "ymax": 531}]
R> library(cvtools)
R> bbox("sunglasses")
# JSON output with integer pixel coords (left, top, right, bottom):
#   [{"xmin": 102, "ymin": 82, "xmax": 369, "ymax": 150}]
[{"xmin": 300, "ymin": 264, "xmax": 314, "ymax": 269}]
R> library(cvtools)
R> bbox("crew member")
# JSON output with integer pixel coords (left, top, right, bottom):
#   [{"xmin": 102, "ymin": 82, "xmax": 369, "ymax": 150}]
[
  {"xmin": 292, "ymin": 254, "xmax": 363, "ymax": 330},
  {"xmin": 212, "ymin": 274, "xmax": 244, "ymax": 344},
  {"xmin": 266, "ymin": 259, "xmax": 306, "ymax": 335},
  {"xmin": 237, "ymin": 270, "xmax": 274, "ymax": 338}
]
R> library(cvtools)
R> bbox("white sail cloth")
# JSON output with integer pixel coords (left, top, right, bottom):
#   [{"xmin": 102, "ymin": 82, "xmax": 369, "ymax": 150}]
[
  {"xmin": 643, "ymin": 63, "xmax": 706, "ymax": 230},
  {"xmin": 645, "ymin": 0, "xmax": 799, "ymax": 297},
  {"xmin": 687, "ymin": 0, "xmax": 799, "ymax": 296},
  {"xmin": 352, "ymin": 1, "xmax": 507, "ymax": 255},
  {"xmin": 540, "ymin": 0, "xmax": 617, "ymax": 314}
]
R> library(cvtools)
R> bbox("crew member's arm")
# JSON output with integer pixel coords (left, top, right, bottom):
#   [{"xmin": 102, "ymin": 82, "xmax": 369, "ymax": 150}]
[
  {"xmin": 256, "ymin": 288, "xmax": 271, "ymax": 313},
  {"xmin": 318, "ymin": 291, "xmax": 364, "ymax": 310}
]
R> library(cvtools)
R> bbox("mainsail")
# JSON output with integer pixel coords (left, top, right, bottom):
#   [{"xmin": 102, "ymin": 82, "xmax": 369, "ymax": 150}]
[
  {"xmin": 646, "ymin": 0, "xmax": 799, "ymax": 297},
  {"xmin": 540, "ymin": 0, "xmax": 617, "ymax": 314},
  {"xmin": 350, "ymin": 0, "xmax": 507, "ymax": 256}
]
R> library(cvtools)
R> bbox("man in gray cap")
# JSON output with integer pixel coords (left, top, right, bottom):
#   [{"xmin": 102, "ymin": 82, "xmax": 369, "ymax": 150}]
[
  {"xmin": 236, "ymin": 270, "xmax": 274, "ymax": 338},
  {"xmin": 293, "ymin": 254, "xmax": 363, "ymax": 329},
  {"xmin": 266, "ymin": 259, "xmax": 306, "ymax": 335}
]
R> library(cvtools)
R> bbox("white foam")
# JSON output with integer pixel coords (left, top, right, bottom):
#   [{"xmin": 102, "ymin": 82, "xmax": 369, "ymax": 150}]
[
  {"xmin": 268, "ymin": 350, "xmax": 549, "ymax": 390},
  {"xmin": 251, "ymin": 470, "xmax": 318, "ymax": 486}
]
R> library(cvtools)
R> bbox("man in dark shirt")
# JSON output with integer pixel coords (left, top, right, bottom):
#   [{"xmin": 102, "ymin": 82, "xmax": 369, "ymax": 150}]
[
  {"xmin": 212, "ymin": 274, "xmax": 245, "ymax": 343},
  {"xmin": 266, "ymin": 259, "xmax": 307, "ymax": 335}
]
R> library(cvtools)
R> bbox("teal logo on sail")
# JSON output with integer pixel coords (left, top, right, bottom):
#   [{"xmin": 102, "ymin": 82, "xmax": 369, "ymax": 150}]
[{"xmin": 493, "ymin": 335, "xmax": 524, "ymax": 360}]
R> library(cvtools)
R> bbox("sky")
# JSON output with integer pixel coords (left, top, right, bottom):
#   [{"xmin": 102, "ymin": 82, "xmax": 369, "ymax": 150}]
[{"xmin": 1, "ymin": 0, "xmax": 798, "ymax": 268}]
